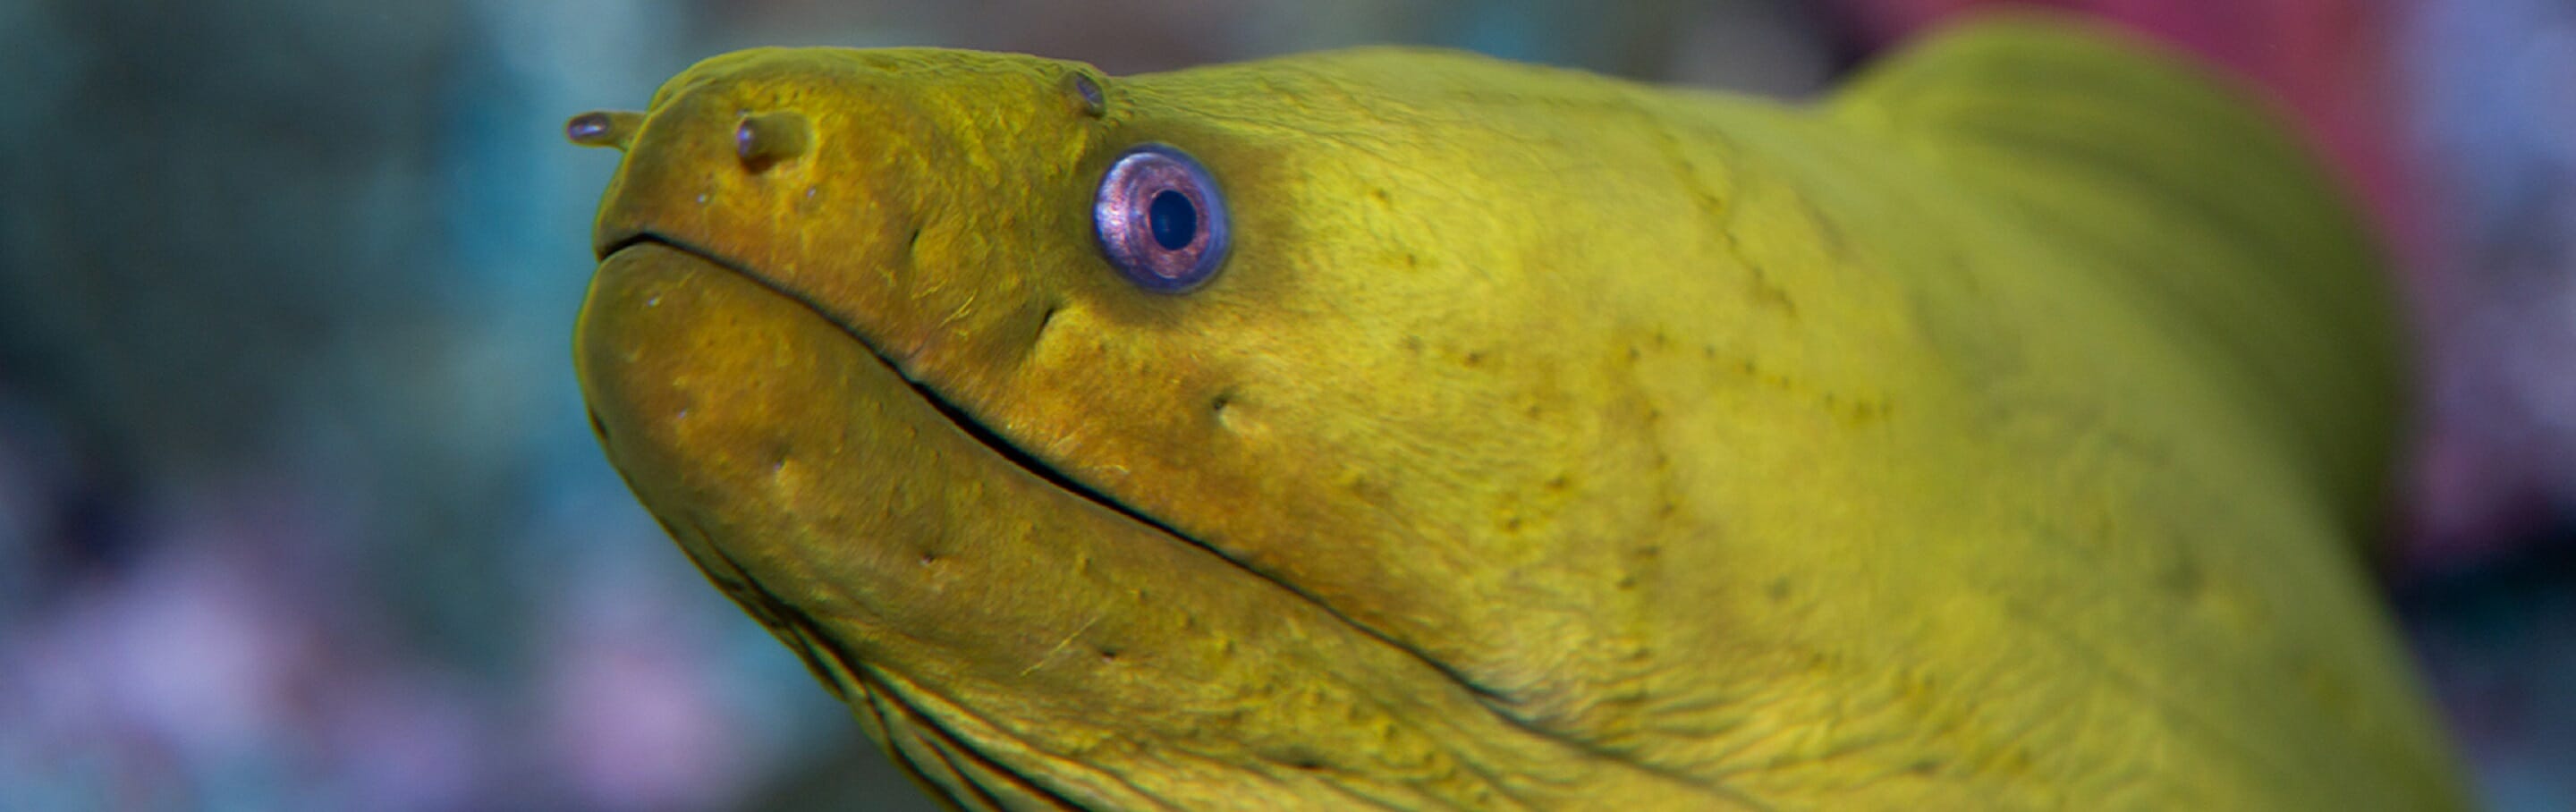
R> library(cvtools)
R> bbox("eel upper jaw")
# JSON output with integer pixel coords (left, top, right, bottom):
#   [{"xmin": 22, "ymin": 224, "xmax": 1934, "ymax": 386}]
[{"xmin": 594, "ymin": 227, "xmax": 1208, "ymax": 550}]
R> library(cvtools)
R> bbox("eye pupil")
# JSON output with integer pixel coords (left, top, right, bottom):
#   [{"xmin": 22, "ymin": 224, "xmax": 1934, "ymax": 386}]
[{"xmin": 1148, "ymin": 190, "xmax": 1198, "ymax": 250}]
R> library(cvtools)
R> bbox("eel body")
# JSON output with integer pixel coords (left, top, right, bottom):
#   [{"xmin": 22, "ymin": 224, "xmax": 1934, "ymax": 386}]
[{"xmin": 572, "ymin": 14, "xmax": 2468, "ymax": 810}]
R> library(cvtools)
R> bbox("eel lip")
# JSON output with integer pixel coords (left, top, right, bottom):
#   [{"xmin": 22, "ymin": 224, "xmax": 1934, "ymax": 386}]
[
  {"xmin": 594, "ymin": 228, "xmax": 1206, "ymax": 547},
  {"xmin": 595, "ymin": 225, "xmax": 683, "ymax": 264}
]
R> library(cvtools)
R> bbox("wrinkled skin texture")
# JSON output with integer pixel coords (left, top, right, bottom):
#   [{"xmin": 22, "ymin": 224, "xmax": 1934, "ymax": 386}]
[{"xmin": 572, "ymin": 14, "xmax": 2469, "ymax": 810}]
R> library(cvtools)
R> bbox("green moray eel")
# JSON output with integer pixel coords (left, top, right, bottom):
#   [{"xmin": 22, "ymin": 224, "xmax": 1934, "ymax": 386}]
[{"xmin": 570, "ymin": 13, "xmax": 2469, "ymax": 810}]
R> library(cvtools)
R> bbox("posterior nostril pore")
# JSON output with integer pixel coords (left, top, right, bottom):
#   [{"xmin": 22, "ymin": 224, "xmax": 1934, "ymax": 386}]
[{"xmin": 735, "ymin": 111, "xmax": 813, "ymax": 170}]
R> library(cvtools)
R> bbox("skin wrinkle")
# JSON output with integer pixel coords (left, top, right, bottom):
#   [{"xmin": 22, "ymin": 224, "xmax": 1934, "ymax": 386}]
[
  {"xmin": 572, "ymin": 15, "xmax": 2466, "ymax": 812},
  {"xmin": 862, "ymin": 700, "xmax": 961, "ymax": 808},
  {"xmin": 863, "ymin": 663, "xmax": 1148, "ymax": 810},
  {"xmin": 870, "ymin": 679, "xmax": 1021, "ymax": 811},
  {"xmin": 895, "ymin": 651, "xmax": 1466, "ymax": 812}
]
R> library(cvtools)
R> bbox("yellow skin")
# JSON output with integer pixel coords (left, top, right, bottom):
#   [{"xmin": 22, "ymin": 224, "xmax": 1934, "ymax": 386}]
[{"xmin": 572, "ymin": 15, "xmax": 2467, "ymax": 810}]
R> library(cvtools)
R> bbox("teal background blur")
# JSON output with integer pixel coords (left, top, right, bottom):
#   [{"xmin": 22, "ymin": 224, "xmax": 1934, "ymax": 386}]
[{"xmin": 1, "ymin": 1, "xmax": 2570, "ymax": 809}]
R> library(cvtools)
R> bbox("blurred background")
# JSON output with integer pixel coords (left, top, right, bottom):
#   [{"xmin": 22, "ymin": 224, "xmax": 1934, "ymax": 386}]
[{"xmin": 0, "ymin": 0, "xmax": 2569, "ymax": 808}]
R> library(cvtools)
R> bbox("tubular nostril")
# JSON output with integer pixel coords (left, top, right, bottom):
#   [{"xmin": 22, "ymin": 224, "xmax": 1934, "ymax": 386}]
[
  {"xmin": 735, "ymin": 111, "xmax": 813, "ymax": 171},
  {"xmin": 565, "ymin": 110, "xmax": 644, "ymax": 150}
]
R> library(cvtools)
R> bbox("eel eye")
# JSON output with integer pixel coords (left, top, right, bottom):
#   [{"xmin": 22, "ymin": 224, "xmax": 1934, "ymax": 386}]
[{"xmin": 1093, "ymin": 144, "xmax": 1230, "ymax": 293}]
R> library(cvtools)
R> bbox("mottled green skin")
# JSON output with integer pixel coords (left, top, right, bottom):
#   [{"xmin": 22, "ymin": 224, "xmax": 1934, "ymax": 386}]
[{"xmin": 573, "ymin": 14, "xmax": 2467, "ymax": 810}]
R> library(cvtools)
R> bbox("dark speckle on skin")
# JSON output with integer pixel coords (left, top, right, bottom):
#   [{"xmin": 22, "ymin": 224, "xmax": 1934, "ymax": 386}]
[
  {"xmin": 1800, "ymin": 196, "xmax": 1853, "ymax": 260},
  {"xmin": 1746, "ymin": 263, "xmax": 1799, "ymax": 317},
  {"xmin": 1768, "ymin": 578, "xmax": 1792, "ymax": 603}
]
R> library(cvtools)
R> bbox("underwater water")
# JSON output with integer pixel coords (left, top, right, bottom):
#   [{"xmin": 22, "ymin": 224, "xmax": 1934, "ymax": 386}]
[{"xmin": 0, "ymin": 0, "xmax": 2569, "ymax": 809}]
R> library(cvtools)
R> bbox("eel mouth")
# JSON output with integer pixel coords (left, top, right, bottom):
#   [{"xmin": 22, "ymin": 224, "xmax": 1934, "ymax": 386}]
[
  {"xmin": 595, "ymin": 230, "xmax": 1201, "ymax": 548},
  {"xmin": 589, "ymin": 232, "xmax": 1516, "ymax": 712},
  {"xmin": 574, "ymin": 225, "xmax": 1704, "ymax": 811}
]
